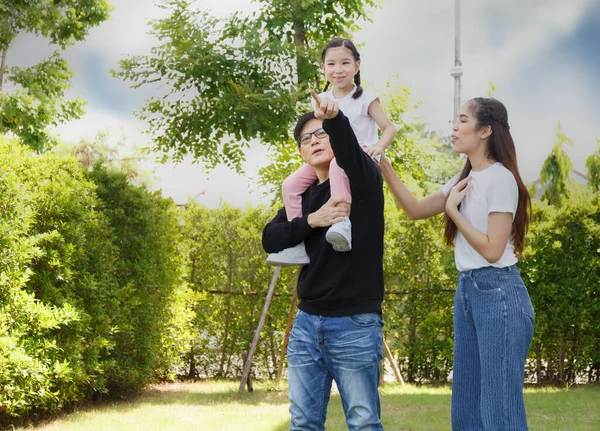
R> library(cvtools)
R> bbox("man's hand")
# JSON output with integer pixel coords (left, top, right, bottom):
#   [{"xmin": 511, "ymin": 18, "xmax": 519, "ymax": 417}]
[
  {"xmin": 307, "ymin": 197, "xmax": 350, "ymax": 228},
  {"xmin": 311, "ymin": 89, "xmax": 339, "ymax": 120}
]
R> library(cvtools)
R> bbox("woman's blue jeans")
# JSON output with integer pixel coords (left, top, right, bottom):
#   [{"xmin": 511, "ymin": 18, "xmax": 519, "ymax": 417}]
[
  {"xmin": 287, "ymin": 310, "xmax": 384, "ymax": 431},
  {"xmin": 452, "ymin": 265, "xmax": 534, "ymax": 431}
]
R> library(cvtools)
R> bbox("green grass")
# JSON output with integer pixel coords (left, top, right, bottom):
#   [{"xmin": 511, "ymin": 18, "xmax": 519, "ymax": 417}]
[{"xmin": 14, "ymin": 381, "xmax": 600, "ymax": 431}]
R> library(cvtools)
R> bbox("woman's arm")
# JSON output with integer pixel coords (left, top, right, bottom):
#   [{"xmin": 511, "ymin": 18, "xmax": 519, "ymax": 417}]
[
  {"xmin": 380, "ymin": 155, "xmax": 445, "ymax": 220},
  {"xmin": 445, "ymin": 177, "xmax": 513, "ymax": 263}
]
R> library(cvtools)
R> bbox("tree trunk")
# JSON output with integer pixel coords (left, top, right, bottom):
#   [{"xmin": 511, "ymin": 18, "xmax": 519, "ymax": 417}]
[
  {"xmin": 187, "ymin": 344, "xmax": 196, "ymax": 379},
  {"xmin": 242, "ymin": 351, "xmax": 254, "ymax": 392},
  {"xmin": 218, "ymin": 250, "xmax": 235, "ymax": 376},
  {"xmin": 292, "ymin": 8, "xmax": 309, "ymax": 87},
  {"xmin": 268, "ymin": 320, "xmax": 278, "ymax": 378},
  {"xmin": 535, "ymin": 343, "xmax": 543, "ymax": 385},
  {"xmin": 406, "ymin": 293, "xmax": 418, "ymax": 383},
  {"xmin": 0, "ymin": 48, "xmax": 7, "ymax": 93},
  {"xmin": 558, "ymin": 337, "xmax": 565, "ymax": 383}
]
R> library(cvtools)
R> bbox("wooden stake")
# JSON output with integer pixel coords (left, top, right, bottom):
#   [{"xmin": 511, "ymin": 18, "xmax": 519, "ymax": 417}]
[
  {"xmin": 383, "ymin": 339, "xmax": 405, "ymax": 385},
  {"xmin": 275, "ymin": 266, "xmax": 302, "ymax": 383},
  {"xmin": 238, "ymin": 266, "xmax": 281, "ymax": 395}
]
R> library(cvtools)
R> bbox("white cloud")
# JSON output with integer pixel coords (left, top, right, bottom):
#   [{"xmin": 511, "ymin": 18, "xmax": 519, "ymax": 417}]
[
  {"xmin": 8, "ymin": 0, "xmax": 600, "ymax": 207},
  {"xmin": 53, "ymin": 106, "xmax": 272, "ymax": 208},
  {"xmin": 357, "ymin": 0, "xmax": 599, "ymax": 182},
  {"xmin": 153, "ymin": 141, "xmax": 270, "ymax": 208}
]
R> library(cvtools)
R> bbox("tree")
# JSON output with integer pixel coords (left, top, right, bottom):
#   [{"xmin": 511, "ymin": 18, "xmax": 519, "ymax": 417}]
[
  {"xmin": 539, "ymin": 123, "xmax": 573, "ymax": 206},
  {"xmin": 177, "ymin": 202, "xmax": 298, "ymax": 379},
  {"xmin": 114, "ymin": 0, "xmax": 377, "ymax": 171},
  {"xmin": 0, "ymin": 0, "xmax": 112, "ymax": 151},
  {"xmin": 586, "ymin": 139, "xmax": 600, "ymax": 193},
  {"xmin": 520, "ymin": 196, "xmax": 600, "ymax": 384}
]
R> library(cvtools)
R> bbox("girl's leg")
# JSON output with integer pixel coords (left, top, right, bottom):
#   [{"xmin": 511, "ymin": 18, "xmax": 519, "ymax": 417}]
[
  {"xmin": 325, "ymin": 158, "xmax": 352, "ymax": 252},
  {"xmin": 329, "ymin": 158, "xmax": 352, "ymax": 213},
  {"xmin": 267, "ymin": 164, "xmax": 314, "ymax": 266},
  {"xmin": 282, "ymin": 164, "xmax": 317, "ymax": 221}
]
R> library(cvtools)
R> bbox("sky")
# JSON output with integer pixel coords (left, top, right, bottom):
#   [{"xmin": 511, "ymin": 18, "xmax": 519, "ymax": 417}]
[{"xmin": 8, "ymin": 0, "xmax": 600, "ymax": 207}]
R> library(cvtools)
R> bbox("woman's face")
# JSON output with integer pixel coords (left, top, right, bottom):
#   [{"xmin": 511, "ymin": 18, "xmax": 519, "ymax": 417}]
[{"xmin": 451, "ymin": 102, "xmax": 489, "ymax": 155}]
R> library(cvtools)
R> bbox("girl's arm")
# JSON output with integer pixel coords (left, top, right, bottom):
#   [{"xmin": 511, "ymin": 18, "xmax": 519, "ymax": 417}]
[
  {"xmin": 445, "ymin": 177, "xmax": 513, "ymax": 263},
  {"xmin": 366, "ymin": 100, "xmax": 397, "ymax": 158},
  {"xmin": 380, "ymin": 155, "xmax": 446, "ymax": 220}
]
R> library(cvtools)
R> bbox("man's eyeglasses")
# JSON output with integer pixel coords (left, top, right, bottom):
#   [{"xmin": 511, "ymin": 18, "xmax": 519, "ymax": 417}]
[{"xmin": 297, "ymin": 128, "xmax": 328, "ymax": 146}]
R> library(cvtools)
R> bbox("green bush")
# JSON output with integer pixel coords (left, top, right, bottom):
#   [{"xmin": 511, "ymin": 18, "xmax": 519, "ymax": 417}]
[{"xmin": 0, "ymin": 136, "xmax": 185, "ymax": 418}]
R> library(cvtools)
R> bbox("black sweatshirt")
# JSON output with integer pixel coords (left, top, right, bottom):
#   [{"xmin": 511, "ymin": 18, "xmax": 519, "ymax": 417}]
[{"xmin": 262, "ymin": 111, "xmax": 384, "ymax": 317}]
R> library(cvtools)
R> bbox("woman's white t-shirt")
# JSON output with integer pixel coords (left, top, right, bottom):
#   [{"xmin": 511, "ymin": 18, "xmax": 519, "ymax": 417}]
[
  {"xmin": 442, "ymin": 162, "xmax": 519, "ymax": 272},
  {"xmin": 312, "ymin": 86, "xmax": 379, "ymax": 147}
]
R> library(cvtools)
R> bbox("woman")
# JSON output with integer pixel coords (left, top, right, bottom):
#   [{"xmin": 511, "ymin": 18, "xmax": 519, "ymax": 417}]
[{"xmin": 381, "ymin": 97, "xmax": 534, "ymax": 430}]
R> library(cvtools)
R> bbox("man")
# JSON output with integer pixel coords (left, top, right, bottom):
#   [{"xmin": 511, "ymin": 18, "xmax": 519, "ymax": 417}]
[{"xmin": 262, "ymin": 97, "xmax": 385, "ymax": 430}]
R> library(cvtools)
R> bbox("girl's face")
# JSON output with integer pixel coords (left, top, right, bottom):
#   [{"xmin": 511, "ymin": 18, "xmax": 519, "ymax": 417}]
[
  {"xmin": 451, "ymin": 102, "xmax": 490, "ymax": 156},
  {"xmin": 321, "ymin": 47, "xmax": 360, "ymax": 92}
]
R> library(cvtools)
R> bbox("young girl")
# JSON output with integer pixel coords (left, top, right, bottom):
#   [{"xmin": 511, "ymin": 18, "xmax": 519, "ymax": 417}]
[
  {"xmin": 380, "ymin": 97, "xmax": 534, "ymax": 430},
  {"xmin": 267, "ymin": 38, "xmax": 397, "ymax": 266}
]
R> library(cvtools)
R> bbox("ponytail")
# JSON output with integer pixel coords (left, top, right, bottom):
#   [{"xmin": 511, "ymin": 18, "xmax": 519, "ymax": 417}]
[{"xmin": 352, "ymin": 70, "xmax": 363, "ymax": 99}]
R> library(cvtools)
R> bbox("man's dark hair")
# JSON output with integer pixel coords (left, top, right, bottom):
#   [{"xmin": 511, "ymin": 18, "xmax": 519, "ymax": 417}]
[{"xmin": 293, "ymin": 112, "xmax": 317, "ymax": 146}]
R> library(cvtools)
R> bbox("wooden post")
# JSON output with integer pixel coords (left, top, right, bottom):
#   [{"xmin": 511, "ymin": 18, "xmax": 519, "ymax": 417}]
[
  {"xmin": 238, "ymin": 266, "xmax": 281, "ymax": 394},
  {"xmin": 383, "ymin": 339, "xmax": 405, "ymax": 385},
  {"xmin": 275, "ymin": 266, "xmax": 302, "ymax": 383}
]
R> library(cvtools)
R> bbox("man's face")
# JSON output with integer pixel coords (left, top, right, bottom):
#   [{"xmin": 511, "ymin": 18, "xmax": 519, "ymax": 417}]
[{"xmin": 297, "ymin": 118, "xmax": 335, "ymax": 168}]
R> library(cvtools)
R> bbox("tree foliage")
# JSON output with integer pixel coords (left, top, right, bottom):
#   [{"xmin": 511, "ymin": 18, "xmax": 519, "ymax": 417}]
[
  {"xmin": 0, "ymin": 134, "xmax": 183, "ymax": 419},
  {"xmin": 520, "ymin": 196, "xmax": 600, "ymax": 384},
  {"xmin": 0, "ymin": 0, "xmax": 112, "ymax": 51},
  {"xmin": 0, "ymin": 0, "xmax": 111, "ymax": 151},
  {"xmin": 586, "ymin": 139, "xmax": 600, "ymax": 193},
  {"xmin": 177, "ymin": 202, "xmax": 299, "ymax": 379},
  {"xmin": 539, "ymin": 123, "xmax": 574, "ymax": 206},
  {"xmin": 113, "ymin": 0, "xmax": 377, "ymax": 170}
]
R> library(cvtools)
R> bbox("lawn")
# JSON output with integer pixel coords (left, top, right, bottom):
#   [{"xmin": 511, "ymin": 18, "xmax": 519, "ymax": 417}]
[{"xmin": 15, "ymin": 381, "xmax": 600, "ymax": 430}]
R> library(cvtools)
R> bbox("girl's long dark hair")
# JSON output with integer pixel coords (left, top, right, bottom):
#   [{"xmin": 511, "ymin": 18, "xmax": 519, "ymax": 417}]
[
  {"xmin": 321, "ymin": 38, "xmax": 363, "ymax": 99},
  {"xmin": 444, "ymin": 97, "xmax": 531, "ymax": 255}
]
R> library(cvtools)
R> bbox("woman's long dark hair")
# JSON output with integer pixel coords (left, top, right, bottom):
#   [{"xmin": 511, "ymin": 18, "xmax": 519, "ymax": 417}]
[
  {"xmin": 444, "ymin": 97, "xmax": 531, "ymax": 255},
  {"xmin": 321, "ymin": 38, "xmax": 363, "ymax": 99}
]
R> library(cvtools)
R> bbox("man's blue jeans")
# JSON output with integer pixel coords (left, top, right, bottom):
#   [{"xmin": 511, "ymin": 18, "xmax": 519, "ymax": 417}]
[
  {"xmin": 287, "ymin": 310, "xmax": 384, "ymax": 431},
  {"xmin": 452, "ymin": 265, "xmax": 534, "ymax": 431}
]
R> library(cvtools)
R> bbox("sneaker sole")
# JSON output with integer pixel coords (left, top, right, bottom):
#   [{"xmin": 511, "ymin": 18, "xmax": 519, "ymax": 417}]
[
  {"xmin": 266, "ymin": 257, "xmax": 310, "ymax": 267},
  {"xmin": 325, "ymin": 232, "xmax": 352, "ymax": 252}
]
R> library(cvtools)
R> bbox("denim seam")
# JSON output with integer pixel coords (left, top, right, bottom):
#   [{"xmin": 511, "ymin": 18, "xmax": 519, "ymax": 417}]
[
  {"xmin": 318, "ymin": 370, "xmax": 327, "ymax": 429},
  {"xmin": 457, "ymin": 279, "xmax": 472, "ymax": 330},
  {"xmin": 346, "ymin": 315, "xmax": 380, "ymax": 327},
  {"xmin": 471, "ymin": 277, "xmax": 502, "ymax": 294},
  {"xmin": 501, "ymin": 287, "xmax": 510, "ymax": 430}
]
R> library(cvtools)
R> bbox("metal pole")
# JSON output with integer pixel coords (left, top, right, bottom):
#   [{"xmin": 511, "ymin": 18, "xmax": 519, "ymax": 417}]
[{"xmin": 450, "ymin": 0, "xmax": 463, "ymax": 121}]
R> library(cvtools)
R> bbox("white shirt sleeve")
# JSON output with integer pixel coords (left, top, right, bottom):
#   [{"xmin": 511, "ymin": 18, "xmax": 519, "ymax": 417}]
[
  {"xmin": 487, "ymin": 169, "xmax": 518, "ymax": 215},
  {"xmin": 442, "ymin": 172, "xmax": 462, "ymax": 196},
  {"xmin": 360, "ymin": 88, "xmax": 379, "ymax": 117}
]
